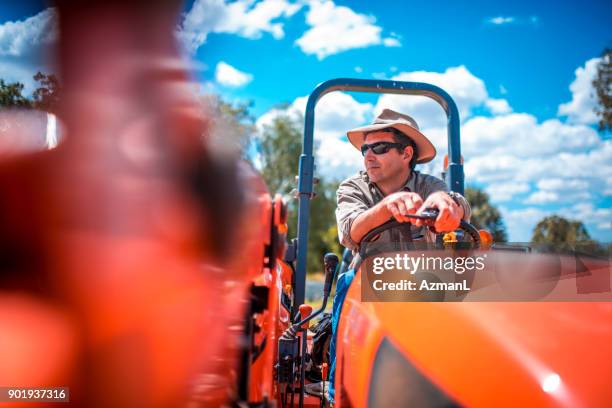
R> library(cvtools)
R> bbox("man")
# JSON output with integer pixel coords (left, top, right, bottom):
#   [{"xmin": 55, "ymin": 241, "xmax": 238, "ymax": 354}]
[
  {"xmin": 337, "ymin": 108, "xmax": 470, "ymax": 251},
  {"xmin": 326, "ymin": 109, "xmax": 471, "ymax": 403}
]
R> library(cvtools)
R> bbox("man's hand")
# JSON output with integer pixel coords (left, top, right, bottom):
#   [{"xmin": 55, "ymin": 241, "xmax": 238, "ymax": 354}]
[
  {"xmin": 415, "ymin": 191, "xmax": 464, "ymax": 232},
  {"xmin": 382, "ymin": 191, "xmax": 424, "ymax": 223}
]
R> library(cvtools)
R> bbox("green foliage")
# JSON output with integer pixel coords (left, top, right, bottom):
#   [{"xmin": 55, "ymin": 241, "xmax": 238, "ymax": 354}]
[
  {"xmin": 259, "ymin": 112, "xmax": 341, "ymax": 273},
  {"xmin": 531, "ymin": 215, "xmax": 590, "ymax": 247},
  {"xmin": 530, "ymin": 215, "xmax": 610, "ymax": 256},
  {"xmin": 0, "ymin": 79, "xmax": 31, "ymax": 108},
  {"xmin": 593, "ymin": 48, "xmax": 611, "ymax": 132},
  {"xmin": 202, "ymin": 94, "xmax": 255, "ymax": 159},
  {"xmin": 304, "ymin": 179, "xmax": 341, "ymax": 273},
  {"xmin": 321, "ymin": 224, "xmax": 342, "ymax": 262},
  {"xmin": 32, "ymin": 72, "xmax": 61, "ymax": 113},
  {"xmin": 260, "ymin": 111, "xmax": 303, "ymax": 195},
  {"xmin": 285, "ymin": 179, "xmax": 340, "ymax": 274},
  {"xmin": 0, "ymin": 71, "xmax": 61, "ymax": 112},
  {"xmin": 464, "ymin": 186, "xmax": 507, "ymax": 242}
]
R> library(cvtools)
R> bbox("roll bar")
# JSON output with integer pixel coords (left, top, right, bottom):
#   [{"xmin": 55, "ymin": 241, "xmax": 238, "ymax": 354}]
[{"xmin": 293, "ymin": 78, "xmax": 463, "ymax": 307}]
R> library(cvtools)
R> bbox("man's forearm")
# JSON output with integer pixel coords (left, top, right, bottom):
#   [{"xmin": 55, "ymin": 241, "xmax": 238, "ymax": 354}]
[{"xmin": 349, "ymin": 201, "xmax": 391, "ymax": 244}]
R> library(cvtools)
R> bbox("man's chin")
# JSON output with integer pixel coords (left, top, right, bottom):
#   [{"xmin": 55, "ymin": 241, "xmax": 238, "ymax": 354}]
[{"xmin": 367, "ymin": 170, "xmax": 382, "ymax": 182}]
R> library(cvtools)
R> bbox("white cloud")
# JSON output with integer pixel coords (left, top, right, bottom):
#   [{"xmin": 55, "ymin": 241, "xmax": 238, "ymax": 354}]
[
  {"xmin": 485, "ymin": 98, "xmax": 512, "ymax": 115},
  {"xmin": 487, "ymin": 16, "xmax": 515, "ymax": 25},
  {"xmin": 485, "ymin": 16, "xmax": 540, "ymax": 27},
  {"xmin": 295, "ymin": 0, "xmax": 399, "ymax": 59},
  {"xmin": 537, "ymin": 178, "xmax": 589, "ymax": 191},
  {"xmin": 557, "ymin": 57, "xmax": 600, "ymax": 125},
  {"xmin": 464, "ymin": 140, "xmax": 611, "ymax": 231},
  {"xmin": 317, "ymin": 137, "xmax": 363, "ymax": 179},
  {"xmin": 257, "ymin": 91, "xmax": 373, "ymax": 179},
  {"xmin": 500, "ymin": 206, "xmax": 549, "ymax": 241},
  {"xmin": 523, "ymin": 191, "xmax": 560, "ymax": 205},
  {"xmin": 0, "ymin": 8, "xmax": 57, "ymax": 57},
  {"xmin": 460, "ymin": 114, "xmax": 600, "ymax": 160},
  {"xmin": 215, "ymin": 61, "xmax": 253, "ymax": 87},
  {"xmin": 294, "ymin": 92, "xmax": 373, "ymax": 145},
  {"xmin": 256, "ymin": 106, "xmax": 299, "ymax": 134},
  {"xmin": 0, "ymin": 8, "xmax": 58, "ymax": 94},
  {"xmin": 560, "ymin": 203, "xmax": 611, "ymax": 231},
  {"xmin": 376, "ymin": 66, "xmax": 489, "ymax": 129},
  {"xmin": 178, "ymin": 0, "xmax": 302, "ymax": 54},
  {"xmin": 485, "ymin": 182, "xmax": 530, "ymax": 202},
  {"xmin": 354, "ymin": 66, "xmax": 363, "ymax": 73},
  {"xmin": 604, "ymin": 178, "xmax": 612, "ymax": 197},
  {"xmin": 382, "ymin": 37, "xmax": 401, "ymax": 47},
  {"xmin": 465, "ymin": 140, "xmax": 612, "ymax": 186},
  {"xmin": 179, "ymin": 0, "xmax": 400, "ymax": 59},
  {"xmin": 523, "ymin": 189, "xmax": 593, "ymax": 205},
  {"xmin": 524, "ymin": 178, "xmax": 593, "ymax": 205}
]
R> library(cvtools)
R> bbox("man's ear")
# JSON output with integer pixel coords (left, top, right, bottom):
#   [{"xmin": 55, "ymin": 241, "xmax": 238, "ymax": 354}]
[{"xmin": 403, "ymin": 145, "xmax": 413, "ymax": 162}]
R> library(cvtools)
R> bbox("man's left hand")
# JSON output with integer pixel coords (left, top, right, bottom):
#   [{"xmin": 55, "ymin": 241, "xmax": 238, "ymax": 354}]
[{"xmin": 415, "ymin": 191, "xmax": 464, "ymax": 232}]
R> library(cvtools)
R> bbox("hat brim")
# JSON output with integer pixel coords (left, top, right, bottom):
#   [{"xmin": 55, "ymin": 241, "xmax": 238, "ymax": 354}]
[{"xmin": 347, "ymin": 123, "xmax": 436, "ymax": 164}]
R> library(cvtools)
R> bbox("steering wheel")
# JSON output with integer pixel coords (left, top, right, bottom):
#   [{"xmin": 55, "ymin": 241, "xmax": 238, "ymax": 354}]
[{"xmin": 358, "ymin": 208, "xmax": 481, "ymax": 259}]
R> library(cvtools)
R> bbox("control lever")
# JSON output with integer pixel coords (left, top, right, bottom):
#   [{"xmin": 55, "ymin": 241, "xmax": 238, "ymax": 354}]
[
  {"xmin": 323, "ymin": 253, "xmax": 339, "ymax": 298},
  {"xmin": 278, "ymin": 253, "xmax": 339, "ymax": 406}
]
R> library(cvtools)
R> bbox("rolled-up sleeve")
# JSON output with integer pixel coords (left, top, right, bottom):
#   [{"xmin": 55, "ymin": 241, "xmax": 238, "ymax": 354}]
[{"xmin": 336, "ymin": 180, "xmax": 370, "ymax": 251}]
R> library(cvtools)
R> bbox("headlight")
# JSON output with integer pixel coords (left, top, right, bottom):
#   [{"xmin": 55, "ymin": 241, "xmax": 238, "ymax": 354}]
[{"xmin": 367, "ymin": 338, "xmax": 461, "ymax": 408}]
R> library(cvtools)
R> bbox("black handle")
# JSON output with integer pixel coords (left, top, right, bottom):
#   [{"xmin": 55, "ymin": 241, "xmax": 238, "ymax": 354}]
[
  {"xmin": 323, "ymin": 253, "xmax": 339, "ymax": 297},
  {"xmin": 404, "ymin": 207, "xmax": 439, "ymax": 221}
]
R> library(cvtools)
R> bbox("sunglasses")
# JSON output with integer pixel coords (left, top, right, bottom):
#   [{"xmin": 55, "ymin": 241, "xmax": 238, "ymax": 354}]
[{"xmin": 360, "ymin": 141, "xmax": 406, "ymax": 156}]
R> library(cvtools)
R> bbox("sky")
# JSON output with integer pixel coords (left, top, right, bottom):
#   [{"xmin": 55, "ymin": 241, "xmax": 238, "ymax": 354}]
[{"xmin": 0, "ymin": 0, "xmax": 610, "ymax": 242}]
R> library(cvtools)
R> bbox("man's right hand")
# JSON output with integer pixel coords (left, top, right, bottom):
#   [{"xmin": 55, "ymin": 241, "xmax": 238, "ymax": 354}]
[
  {"xmin": 382, "ymin": 191, "xmax": 424, "ymax": 223},
  {"xmin": 349, "ymin": 191, "xmax": 424, "ymax": 245}
]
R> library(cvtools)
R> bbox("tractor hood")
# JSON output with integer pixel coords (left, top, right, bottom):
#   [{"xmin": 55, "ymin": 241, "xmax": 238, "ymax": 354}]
[{"xmin": 362, "ymin": 253, "xmax": 612, "ymax": 407}]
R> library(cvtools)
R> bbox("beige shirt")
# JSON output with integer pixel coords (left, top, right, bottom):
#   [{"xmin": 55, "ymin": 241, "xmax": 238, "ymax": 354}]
[{"xmin": 336, "ymin": 170, "xmax": 471, "ymax": 251}]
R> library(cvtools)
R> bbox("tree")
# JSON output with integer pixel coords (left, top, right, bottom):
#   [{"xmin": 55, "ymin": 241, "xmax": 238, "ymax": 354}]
[
  {"xmin": 531, "ymin": 215, "xmax": 591, "ymax": 250},
  {"xmin": 200, "ymin": 94, "xmax": 254, "ymax": 159},
  {"xmin": 259, "ymin": 111, "xmax": 303, "ymax": 195},
  {"xmin": 593, "ymin": 48, "xmax": 611, "ymax": 132},
  {"xmin": 464, "ymin": 186, "xmax": 507, "ymax": 242},
  {"xmin": 0, "ymin": 79, "xmax": 31, "ymax": 108},
  {"xmin": 32, "ymin": 72, "xmax": 61, "ymax": 113},
  {"xmin": 0, "ymin": 72, "xmax": 61, "ymax": 112},
  {"xmin": 305, "ymin": 179, "xmax": 341, "ymax": 272},
  {"xmin": 259, "ymin": 112, "xmax": 340, "ymax": 273}
]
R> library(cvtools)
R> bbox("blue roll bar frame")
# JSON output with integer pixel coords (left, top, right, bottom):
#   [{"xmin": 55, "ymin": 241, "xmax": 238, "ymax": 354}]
[{"xmin": 293, "ymin": 78, "xmax": 463, "ymax": 307}]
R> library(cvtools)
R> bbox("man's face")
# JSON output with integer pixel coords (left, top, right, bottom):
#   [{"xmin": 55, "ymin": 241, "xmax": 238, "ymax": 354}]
[{"xmin": 362, "ymin": 131, "xmax": 413, "ymax": 183}]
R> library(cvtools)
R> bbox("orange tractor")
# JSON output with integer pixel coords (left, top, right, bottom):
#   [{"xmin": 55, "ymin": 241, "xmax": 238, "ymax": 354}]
[
  {"xmin": 235, "ymin": 79, "xmax": 612, "ymax": 408},
  {"xmin": 0, "ymin": 1, "xmax": 609, "ymax": 404}
]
